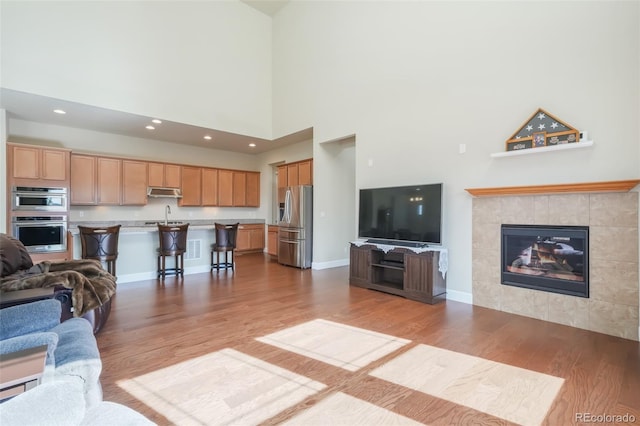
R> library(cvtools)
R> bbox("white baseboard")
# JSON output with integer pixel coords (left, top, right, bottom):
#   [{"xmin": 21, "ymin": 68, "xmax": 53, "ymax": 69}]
[
  {"xmin": 446, "ymin": 289, "xmax": 473, "ymax": 305},
  {"xmin": 116, "ymin": 264, "xmax": 212, "ymax": 284},
  {"xmin": 312, "ymin": 258, "xmax": 349, "ymax": 270}
]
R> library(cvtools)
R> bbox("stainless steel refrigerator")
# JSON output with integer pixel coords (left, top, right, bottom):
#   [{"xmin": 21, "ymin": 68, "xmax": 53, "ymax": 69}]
[{"xmin": 278, "ymin": 185, "xmax": 312, "ymax": 268}]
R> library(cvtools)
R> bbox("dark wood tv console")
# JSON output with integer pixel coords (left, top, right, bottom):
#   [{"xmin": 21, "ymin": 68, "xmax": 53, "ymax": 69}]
[{"xmin": 349, "ymin": 243, "xmax": 447, "ymax": 304}]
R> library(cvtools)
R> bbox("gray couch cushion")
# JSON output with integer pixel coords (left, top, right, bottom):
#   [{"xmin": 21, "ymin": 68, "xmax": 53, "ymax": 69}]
[
  {"xmin": 50, "ymin": 318, "xmax": 99, "ymax": 366},
  {"xmin": 0, "ymin": 299, "xmax": 61, "ymax": 340},
  {"xmin": 0, "ymin": 332, "xmax": 58, "ymax": 365}
]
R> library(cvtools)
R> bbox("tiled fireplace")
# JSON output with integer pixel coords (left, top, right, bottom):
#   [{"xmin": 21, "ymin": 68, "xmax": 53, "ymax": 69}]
[{"xmin": 470, "ymin": 184, "xmax": 639, "ymax": 341}]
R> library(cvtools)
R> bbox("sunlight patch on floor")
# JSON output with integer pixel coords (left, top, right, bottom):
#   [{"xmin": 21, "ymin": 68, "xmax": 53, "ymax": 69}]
[
  {"xmin": 281, "ymin": 391, "xmax": 425, "ymax": 425},
  {"xmin": 117, "ymin": 348, "xmax": 326, "ymax": 425},
  {"xmin": 256, "ymin": 318, "xmax": 411, "ymax": 371},
  {"xmin": 370, "ymin": 344, "xmax": 564, "ymax": 426}
]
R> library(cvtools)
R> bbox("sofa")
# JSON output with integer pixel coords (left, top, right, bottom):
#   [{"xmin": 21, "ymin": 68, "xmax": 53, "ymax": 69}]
[
  {"xmin": 0, "ymin": 233, "xmax": 115, "ymax": 333},
  {"xmin": 0, "ymin": 299, "xmax": 154, "ymax": 425}
]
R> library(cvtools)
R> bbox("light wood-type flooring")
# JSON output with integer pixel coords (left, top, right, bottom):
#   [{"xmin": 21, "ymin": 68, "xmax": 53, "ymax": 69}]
[{"xmin": 98, "ymin": 253, "xmax": 640, "ymax": 425}]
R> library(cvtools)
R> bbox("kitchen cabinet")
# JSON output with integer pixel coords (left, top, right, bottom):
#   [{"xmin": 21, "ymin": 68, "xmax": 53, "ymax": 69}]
[
  {"xmin": 180, "ymin": 166, "xmax": 202, "ymax": 206},
  {"xmin": 122, "ymin": 160, "xmax": 148, "ymax": 205},
  {"xmin": 277, "ymin": 159, "xmax": 312, "ymax": 188},
  {"xmin": 236, "ymin": 224, "xmax": 265, "ymax": 253},
  {"xmin": 9, "ymin": 143, "xmax": 70, "ymax": 183},
  {"xmin": 148, "ymin": 162, "xmax": 181, "ymax": 188},
  {"xmin": 201, "ymin": 168, "xmax": 218, "ymax": 206},
  {"xmin": 218, "ymin": 170, "xmax": 234, "ymax": 207},
  {"xmin": 232, "ymin": 172, "xmax": 247, "ymax": 206},
  {"xmin": 70, "ymin": 154, "xmax": 97, "ymax": 205},
  {"xmin": 246, "ymin": 172, "xmax": 260, "ymax": 207},
  {"xmin": 298, "ymin": 160, "xmax": 312, "ymax": 185},
  {"xmin": 287, "ymin": 163, "xmax": 299, "ymax": 187},
  {"xmin": 97, "ymin": 157, "xmax": 121, "ymax": 205},
  {"xmin": 267, "ymin": 225, "xmax": 278, "ymax": 257},
  {"xmin": 71, "ymin": 156, "xmax": 145, "ymax": 206}
]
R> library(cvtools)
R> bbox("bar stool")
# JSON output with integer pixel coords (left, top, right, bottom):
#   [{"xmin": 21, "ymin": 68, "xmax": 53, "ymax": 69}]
[
  {"xmin": 78, "ymin": 225, "xmax": 121, "ymax": 277},
  {"xmin": 211, "ymin": 223, "xmax": 238, "ymax": 272},
  {"xmin": 157, "ymin": 223, "xmax": 189, "ymax": 279}
]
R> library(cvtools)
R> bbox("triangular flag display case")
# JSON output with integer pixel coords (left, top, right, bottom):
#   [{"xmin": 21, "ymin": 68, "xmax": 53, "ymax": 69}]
[{"xmin": 505, "ymin": 108, "xmax": 580, "ymax": 152}]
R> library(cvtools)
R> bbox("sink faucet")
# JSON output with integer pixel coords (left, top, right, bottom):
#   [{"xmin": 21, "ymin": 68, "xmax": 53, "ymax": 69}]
[{"xmin": 165, "ymin": 205, "xmax": 171, "ymax": 225}]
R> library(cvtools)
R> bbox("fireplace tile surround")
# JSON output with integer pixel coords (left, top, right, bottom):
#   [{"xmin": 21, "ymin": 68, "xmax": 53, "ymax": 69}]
[{"xmin": 471, "ymin": 189, "xmax": 639, "ymax": 341}]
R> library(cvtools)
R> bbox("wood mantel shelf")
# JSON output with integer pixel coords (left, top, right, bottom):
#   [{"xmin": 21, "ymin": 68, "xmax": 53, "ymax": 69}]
[{"xmin": 465, "ymin": 179, "xmax": 640, "ymax": 197}]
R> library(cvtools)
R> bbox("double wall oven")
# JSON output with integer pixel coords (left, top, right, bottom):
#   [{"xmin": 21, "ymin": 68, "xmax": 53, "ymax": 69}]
[{"xmin": 11, "ymin": 186, "xmax": 69, "ymax": 253}]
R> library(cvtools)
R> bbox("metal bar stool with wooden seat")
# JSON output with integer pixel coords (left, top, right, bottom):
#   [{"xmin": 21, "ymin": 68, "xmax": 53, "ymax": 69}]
[
  {"xmin": 157, "ymin": 223, "xmax": 189, "ymax": 279},
  {"xmin": 210, "ymin": 223, "xmax": 238, "ymax": 272},
  {"xmin": 78, "ymin": 225, "xmax": 121, "ymax": 277}
]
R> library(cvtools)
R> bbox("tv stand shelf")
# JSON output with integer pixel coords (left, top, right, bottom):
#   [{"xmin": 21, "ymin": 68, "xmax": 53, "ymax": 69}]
[{"xmin": 349, "ymin": 243, "xmax": 446, "ymax": 304}]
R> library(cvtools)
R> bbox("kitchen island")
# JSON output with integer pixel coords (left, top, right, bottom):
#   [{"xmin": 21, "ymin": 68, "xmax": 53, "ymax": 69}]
[{"xmin": 68, "ymin": 219, "xmax": 266, "ymax": 282}]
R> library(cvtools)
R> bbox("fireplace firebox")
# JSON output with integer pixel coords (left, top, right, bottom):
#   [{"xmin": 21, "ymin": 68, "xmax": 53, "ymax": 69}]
[{"xmin": 501, "ymin": 224, "xmax": 589, "ymax": 298}]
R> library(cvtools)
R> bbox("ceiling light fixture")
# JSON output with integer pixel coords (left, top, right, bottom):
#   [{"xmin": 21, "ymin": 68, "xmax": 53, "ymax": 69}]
[
  {"xmin": 53, "ymin": 109, "xmax": 66, "ymax": 114},
  {"xmin": 145, "ymin": 125, "xmax": 155, "ymax": 130},
  {"xmin": 249, "ymin": 143, "xmax": 256, "ymax": 147},
  {"xmin": 204, "ymin": 135, "xmax": 212, "ymax": 140},
  {"xmin": 152, "ymin": 119, "xmax": 162, "ymax": 124}
]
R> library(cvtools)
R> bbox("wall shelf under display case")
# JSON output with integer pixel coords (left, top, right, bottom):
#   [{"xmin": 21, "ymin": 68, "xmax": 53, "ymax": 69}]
[{"xmin": 490, "ymin": 140, "xmax": 593, "ymax": 158}]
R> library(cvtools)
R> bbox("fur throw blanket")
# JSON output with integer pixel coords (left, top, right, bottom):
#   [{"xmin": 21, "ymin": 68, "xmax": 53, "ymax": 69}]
[{"xmin": 1, "ymin": 234, "xmax": 116, "ymax": 317}]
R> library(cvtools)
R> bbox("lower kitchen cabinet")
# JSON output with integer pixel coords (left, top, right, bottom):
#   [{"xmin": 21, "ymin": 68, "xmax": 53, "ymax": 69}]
[
  {"xmin": 236, "ymin": 224, "xmax": 265, "ymax": 253},
  {"xmin": 266, "ymin": 225, "xmax": 278, "ymax": 257}
]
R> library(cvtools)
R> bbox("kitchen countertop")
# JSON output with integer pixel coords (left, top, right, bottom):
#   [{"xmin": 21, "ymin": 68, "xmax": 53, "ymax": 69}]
[{"xmin": 68, "ymin": 219, "xmax": 266, "ymax": 234}]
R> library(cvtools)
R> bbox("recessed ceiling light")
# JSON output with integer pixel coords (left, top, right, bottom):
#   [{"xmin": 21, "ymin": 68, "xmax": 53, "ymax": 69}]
[
  {"xmin": 145, "ymin": 125, "xmax": 155, "ymax": 130},
  {"xmin": 249, "ymin": 143, "xmax": 256, "ymax": 147},
  {"xmin": 152, "ymin": 119, "xmax": 162, "ymax": 124},
  {"xmin": 53, "ymin": 109, "xmax": 66, "ymax": 114},
  {"xmin": 204, "ymin": 135, "xmax": 212, "ymax": 140}
]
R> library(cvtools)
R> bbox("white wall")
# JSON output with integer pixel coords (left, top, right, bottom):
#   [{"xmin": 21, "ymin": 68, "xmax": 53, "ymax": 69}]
[
  {"xmin": 1, "ymin": 1, "xmax": 273, "ymax": 138},
  {"xmin": 272, "ymin": 1, "xmax": 640, "ymax": 298}
]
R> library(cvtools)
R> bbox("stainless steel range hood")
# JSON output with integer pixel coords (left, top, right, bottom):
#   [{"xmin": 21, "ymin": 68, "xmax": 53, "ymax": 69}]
[{"xmin": 147, "ymin": 187, "xmax": 182, "ymax": 198}]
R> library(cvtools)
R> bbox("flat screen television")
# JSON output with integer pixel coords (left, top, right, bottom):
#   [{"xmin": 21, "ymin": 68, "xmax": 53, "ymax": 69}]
[{"xmin": 358, "ymin": 183, "xmax": 443, "ymax": 246}]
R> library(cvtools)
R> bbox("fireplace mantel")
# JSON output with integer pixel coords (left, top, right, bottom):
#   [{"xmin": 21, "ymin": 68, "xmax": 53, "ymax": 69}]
[{"xmin": 465, "ymin": 179, "xmax": 640, "ymax": 197}]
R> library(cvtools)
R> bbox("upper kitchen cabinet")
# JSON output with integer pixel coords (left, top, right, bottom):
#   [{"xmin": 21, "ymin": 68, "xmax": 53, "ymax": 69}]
[
  {"xmin": 246, "ymin": 172, "xmax": 260, "ymax": 207},
  {"xmin": 232, "ymin": 171, "xmax": 247, "ymax": 206},
  {"xmin": 297, "ymin": 160, "xmax": 312, "ymax": 185},
  {"xmin": 277, "ymin": 159, "xmax": 313, "ymax": 188},
  {"xmin": 233, "ymin": 171, "xmax": 260, "ymax": 207},
  {"xmin": 217, "ymin": 169, "xmax": 260, "ymax": 207},
  {"xmin": 201, "ymin": 168, "xmax": 218, "ymax": 206},
  {"xmin": 71, "ymin": 155, "xmax": 145, "ymax": 206},
  {"xmin": 148, "ymin": 162, "xmax": 181, "ymax": 188},
  {"xmin": 96, "ymin": 157, "xmax": 121, "ymax": 205},
  {"xmin": 179, "ymin": 166, "xmax": 202, "ymax": 207},
  {"xmin": 122, "ymin": 160, "xmax": 148, "ymax": 205},
  {"xmin": 8, "ymin": 143, "xmax": 70, "ymax": 184},
  {"xmin": 218, "ymin": 170, "xmax": 234, "ymax": 207},
  {"xmin": 70, "ymin": 154, "xmax": 97, "ymax": 205}
]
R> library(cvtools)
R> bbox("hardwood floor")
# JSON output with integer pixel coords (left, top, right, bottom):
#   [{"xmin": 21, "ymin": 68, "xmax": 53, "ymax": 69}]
[{"xmin": 98, "ymin": 253, "xmax": 640, "ymax": 425}]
